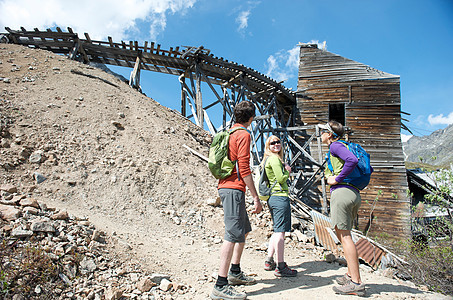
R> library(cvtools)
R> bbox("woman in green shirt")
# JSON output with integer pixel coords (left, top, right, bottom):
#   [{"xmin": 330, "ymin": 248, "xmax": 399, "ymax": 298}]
[{"xmin": 262, "ymin": 135, "xmax": 297, "ymax": 277}]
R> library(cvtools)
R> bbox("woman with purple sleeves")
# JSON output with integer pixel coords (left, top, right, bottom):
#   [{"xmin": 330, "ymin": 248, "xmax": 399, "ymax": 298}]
[{"xmin": 319, "ymin": 120, "xmax": 366, "ymax": 297}]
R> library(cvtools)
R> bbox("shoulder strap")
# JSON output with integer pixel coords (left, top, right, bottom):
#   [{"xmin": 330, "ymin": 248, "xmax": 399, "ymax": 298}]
[{"xmin": 228, "ymin": 126, "xmax": 246, "ymax": 181}]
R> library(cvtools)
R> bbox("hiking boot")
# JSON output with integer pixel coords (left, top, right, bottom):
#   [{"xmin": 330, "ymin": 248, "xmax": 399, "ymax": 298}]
[
  {"xmin": 264, "ymin": 259, "xmax": 276, "ymax": 271},
  {"xmin": 333, "ymin": 281, "xmax": 366, "ymax": 296},
  {"xmin": 274, "ymin": 263, "xmax": 297, "ymax": 277},
  {"xmin": 335, "ymin": 273, "xmax": 352, "ymax": 285},
  {"xmin": 228, "ymin": 271, "xmax": 257, "ymax": 285},
  {"xmin": 210, "ymin": 284, "xmax": 247, "ymax": 300}
]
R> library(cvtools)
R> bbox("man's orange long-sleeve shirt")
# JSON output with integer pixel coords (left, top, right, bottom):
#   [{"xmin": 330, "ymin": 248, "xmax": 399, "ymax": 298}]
[{"xmin": 217, "ymin": 123, "xmax": 251, "ymax": 192}]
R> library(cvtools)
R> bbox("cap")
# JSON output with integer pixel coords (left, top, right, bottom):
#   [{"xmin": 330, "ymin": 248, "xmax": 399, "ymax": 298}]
[{"xmin": 318, "ymin": 123, "xmax": 338, "ymax": 137}]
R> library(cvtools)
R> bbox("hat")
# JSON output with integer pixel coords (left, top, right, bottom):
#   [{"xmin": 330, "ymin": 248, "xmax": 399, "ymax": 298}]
[{"xmin": 318, "ymin": 123, "xmax": 338, "ymax": 137}]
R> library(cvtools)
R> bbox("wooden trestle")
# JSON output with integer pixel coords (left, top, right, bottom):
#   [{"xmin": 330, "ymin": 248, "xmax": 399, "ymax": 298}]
[{"xmin": 1, "ymin": 27, "xmax": 329, "ymax": 215}]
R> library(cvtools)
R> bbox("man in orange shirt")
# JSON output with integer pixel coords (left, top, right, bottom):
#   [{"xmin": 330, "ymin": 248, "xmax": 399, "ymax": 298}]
[{"xmin": 210, "ymin": 101, "xmax": 262, "ymax": 300}]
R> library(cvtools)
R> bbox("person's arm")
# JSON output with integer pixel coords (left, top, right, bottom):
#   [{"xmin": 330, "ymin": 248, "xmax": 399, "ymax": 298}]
[
  {"xmin": 243, "ymin": 174, "xmax": 262, "ymax": 214},
  {"xmin": 328, "ymin": 142, "xmax": 358, "ymax": 185}
]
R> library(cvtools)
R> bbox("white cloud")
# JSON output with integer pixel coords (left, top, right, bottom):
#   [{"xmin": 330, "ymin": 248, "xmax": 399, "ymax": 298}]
[
  {"xmin": 401, "ymin": 134, "xmax": 412, "ymax": 143},
  {"xmin": 0, "ymin": 0, "xmax": 196, "ymax": 41},
  {"xmin": 428, "ymin": 112, "xmax": 453, "ymax": 126},
  {"xmin": 265, "ymin": 46, "xmax": 300, "ymax": 83},
  {"xmin": 236, "ymin": 10, "xmax": 250, "ymax": 32},
  {"xmin": 307, "ymin": 39, "xmax": 327, "ymax": 50}
]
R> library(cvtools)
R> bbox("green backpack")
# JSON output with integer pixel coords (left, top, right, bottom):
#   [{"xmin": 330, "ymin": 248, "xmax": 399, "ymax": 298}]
[{"xmin": 208, "ymin": 127, "xmax": 246, "ymax": 179}]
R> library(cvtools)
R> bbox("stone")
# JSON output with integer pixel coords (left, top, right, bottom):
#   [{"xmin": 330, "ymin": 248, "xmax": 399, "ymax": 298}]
[
  {"xmin": 80, "ymin": 257, "xmax": 97, "ymax": 274},
  {"xmin": 33, "ymin": 172, "xmax": 47, "ymax": 184},
  {"xmin": 159, "ymin": 279, "xmax": 172, "ymax": 292},
  {"xmin": 206, "ymin": 197, "xmax": 221, "ymax": 207},
  {"xmin": 51, "ymin": 210, "xmax": 69, "ymax": 220},
  {"xmin": 19, "ymin": 197, "xmax": 40, "ymax": 208},
  {"xmin": 0, "ymin": 204, "xmax": 21, "ymax": 221},
  {"xmin": 31, "ymin": 221, "xmax": 56, "ymax": 233},
  {"xmin": 0, "ymin": 184, "xmax": 17, "ymax": 193},
  {"xmin": 11, "ymin": 229, "xmax": 33, "ymax": 238},
  {"xmin": 137, "ymin": 277, "xmax": 156, "ymax": 292}
]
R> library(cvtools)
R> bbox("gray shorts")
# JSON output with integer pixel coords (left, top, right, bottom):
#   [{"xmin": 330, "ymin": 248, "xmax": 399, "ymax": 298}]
[
  {"xmin": 268, "ymin": 195, "xmax": 291, "ymax": 232},
  {"xmin": 219, "ymin": 188, "xmax": 252, "ymax": 243},
  {"xmin": 330, "ymin": 187, "xmax": 361, "ymax": 231}
]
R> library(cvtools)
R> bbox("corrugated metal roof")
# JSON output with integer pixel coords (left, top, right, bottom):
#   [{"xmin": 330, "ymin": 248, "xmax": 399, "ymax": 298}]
[
  {"xmin": 355, "ymin": 238, "xmax": 386, "ymax": 270},
  {"xmin": 310, "ymin": 210, "xmax": 339, "ymax": 253}
]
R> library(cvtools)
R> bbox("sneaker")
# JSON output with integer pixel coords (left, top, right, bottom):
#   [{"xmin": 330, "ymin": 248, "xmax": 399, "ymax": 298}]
[
  {"xmin": 335, "ymin": 273, "xmax": 352, "ymax": 285},
  {"xmin": 264, "ymin": 260, "xmax": 276, "ymax": 271},
  {"xmin": 210, "ymin": 284, "xmax": 247, "ymax": 300},
  {"xmin": 332, "ymin": 281, "xmax": 366, "ymax": 296},
  {"xmin": 274, "ymin": 263, "xmax": 298, "ymax": 277},
  {"xmin": 228, "ymin": 271, "xmax": 257, "ymax": 285}
]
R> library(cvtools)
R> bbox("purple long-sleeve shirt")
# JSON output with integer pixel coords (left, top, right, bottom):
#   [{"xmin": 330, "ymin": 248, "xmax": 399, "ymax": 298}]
[{"xmin": 330, "ymin": 141, "xmax": 358, "ymax": 192}]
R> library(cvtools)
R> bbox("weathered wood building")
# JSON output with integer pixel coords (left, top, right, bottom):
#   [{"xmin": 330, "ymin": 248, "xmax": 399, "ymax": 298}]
[{"xmin": 296, "ymin": 44, "xmax": 411, "ymax": 239}]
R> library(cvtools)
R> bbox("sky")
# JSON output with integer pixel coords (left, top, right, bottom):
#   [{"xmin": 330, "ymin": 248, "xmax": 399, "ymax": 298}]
[{"xmin": 1, "ymin": 0, "xmax": 452, "ymax": 141}]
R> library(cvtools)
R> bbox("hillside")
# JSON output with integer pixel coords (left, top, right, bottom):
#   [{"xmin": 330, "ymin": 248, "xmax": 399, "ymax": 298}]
[
  {"xmin": 403, "ymin": 124, "xmax": 453, "ymax": 168},
  {"xmin": 0, "ymin": 43, "xmax": 448, "ymax": 299}
]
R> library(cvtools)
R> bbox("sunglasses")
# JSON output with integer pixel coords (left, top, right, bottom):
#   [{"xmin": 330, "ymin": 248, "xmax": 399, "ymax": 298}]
[{"xmin": 270, "ymin": 140, "xmax": 281, "ymax": 145}]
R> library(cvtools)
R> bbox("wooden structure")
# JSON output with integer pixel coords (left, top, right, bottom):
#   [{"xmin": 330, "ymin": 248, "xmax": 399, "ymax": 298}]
[
  {"xmin": 1, "ymin": 27, "xmax": 412, "ymax": 239},
  {"xmin": 295, "ymin": 44, "xmax": 411, "ymax": 238}
]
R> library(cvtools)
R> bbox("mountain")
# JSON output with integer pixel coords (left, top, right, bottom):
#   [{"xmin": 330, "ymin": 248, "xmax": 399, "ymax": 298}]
[{"xmin": 403, "ymin": 123, "xmax": 453, "ymax": 167}]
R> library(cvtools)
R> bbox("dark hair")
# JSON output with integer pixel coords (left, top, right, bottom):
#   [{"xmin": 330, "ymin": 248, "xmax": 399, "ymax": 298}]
[
  {"xmin": 234, "ymin": 101, "xmax": 256, "ymax": 124},
  {"xmin": 329, "ymin": 120, "xmax": 344, "ymax": 138}
]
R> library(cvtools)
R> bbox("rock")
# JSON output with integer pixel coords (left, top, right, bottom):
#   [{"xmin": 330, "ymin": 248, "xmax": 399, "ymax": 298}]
[
  {"xmin": 19, "ymin": 197, "xmax": 39, "ymax": 208},
  {"xmin": 23, "ymin": 206, "xmax": 39, "ymax": 215},
  {"xmin": 31, "ymin": 221, "xmax": 56, "ymax": 233},
  {"xmin": 325, "ymin": 253, "xmax": 336, "ymax": 263},
  {"xmin": 0, "ymin": 204, "xmax": 21, "ymax": 221},
  {"xmin": 51, "ymin": 210, "xmax": 69, "ymax": 220},
  {"xmin": 79, "ymin": 257, "xmax": 97, "ymax": 274},
  {"xmin": 105, "ymin": 288, "xmax": 123, "ymax": 300},
  {"xmin": 206, "ymin": 197, "xmax": 221, "ymax": 207},
  {"xmin": 0, "ymin": 184, "xmax": 17, "ymax": 193},
  {"xmin": 150, "ymin": 273, "xmax": 171, "ymax": 284},
  {"xmin": 33, "ymin": 172, "xmax": 47, "ymax": 184},
  {"xmin": 29, "ymin": 150, "xmax": 44, "ymax": 163},
  {"xmin": 11, "ymin": 229, "xmax": 33, "ymax": 238},
  {"xmin": 159, "ymin": 278, "xmax": 172, "ymax": 292},
  {"xmin": 137, "ymin": 277, "xmax": 156, "ymax": 292}
]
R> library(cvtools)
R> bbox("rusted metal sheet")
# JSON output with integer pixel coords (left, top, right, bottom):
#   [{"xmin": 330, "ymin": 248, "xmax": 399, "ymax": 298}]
[
  {"xmin": 355, "ymin": 238, "xmax": 386, "ymax": 270},
  {"xmin": 310, "ymin": 210, "xmax": 339, "ymax": 253}
]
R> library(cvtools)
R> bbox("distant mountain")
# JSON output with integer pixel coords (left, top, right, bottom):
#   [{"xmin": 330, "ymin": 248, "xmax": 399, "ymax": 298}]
[{"xmin": 403, "ymin": 124, "xmax": 453, "ymax": 167}]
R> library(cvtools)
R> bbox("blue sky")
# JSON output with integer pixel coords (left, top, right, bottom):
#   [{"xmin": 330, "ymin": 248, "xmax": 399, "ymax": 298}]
[{"xmin": 1, "ymin": 0, "xmax": 452, "ymax": 140}]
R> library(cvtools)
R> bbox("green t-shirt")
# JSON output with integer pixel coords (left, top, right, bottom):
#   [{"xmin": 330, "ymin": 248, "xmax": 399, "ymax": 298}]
[{"xmin": 264, "ymin": 155, "xmax": 289, "ymax": 196}]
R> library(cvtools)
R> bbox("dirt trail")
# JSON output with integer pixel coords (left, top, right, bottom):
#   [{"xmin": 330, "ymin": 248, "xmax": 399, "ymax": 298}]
[{"xmin": 0, "ymin": 43, "xmax": 449, "ymax": 299}]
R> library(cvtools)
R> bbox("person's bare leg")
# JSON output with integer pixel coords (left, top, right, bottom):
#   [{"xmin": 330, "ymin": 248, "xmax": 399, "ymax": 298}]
[
  {"xmin": 274, "ymin": 232, "xmax": 285, "ymax": 263},
  {"xmin": 218, "ymin": 240, "xmax": 235, "ymax": 277},
  {"xmin": 267, "ymin": 234, "xmax": 276, "ymax": 258},
  {"xmin": 335, "ymin": 227, "xmax": 361, "ymax": 283}
]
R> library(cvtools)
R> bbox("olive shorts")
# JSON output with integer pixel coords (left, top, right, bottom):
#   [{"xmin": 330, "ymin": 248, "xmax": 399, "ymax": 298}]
[
  {"xmin": 219, "ymin": 188, "xmax": 252, "ymax": 243},
  {"xmin": 330, "ymin": 187, "xmax": 361, "ymax": 231}
]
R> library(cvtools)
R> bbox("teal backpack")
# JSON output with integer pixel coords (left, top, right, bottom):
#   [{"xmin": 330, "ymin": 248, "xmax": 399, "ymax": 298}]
[{"xmin": 208, "ymin": 127, "xmax": 246, "ymax": 179}]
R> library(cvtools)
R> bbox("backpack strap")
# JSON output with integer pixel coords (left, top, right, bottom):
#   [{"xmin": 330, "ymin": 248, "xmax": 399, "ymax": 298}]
[
  {"xmin": 264, "ymin": 156, "xmax": 283, "ymax": 194},
  {"xmin": 228, "ymin": 126, "xmax": 247, "ymax": 181}
]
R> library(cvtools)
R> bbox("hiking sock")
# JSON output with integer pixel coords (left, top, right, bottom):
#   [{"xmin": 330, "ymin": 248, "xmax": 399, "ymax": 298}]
[
  {"xmin": 266, "ymin": 256, "xmax": 274, "ymax": 263},
  {"xmin": 351, "ymin": 280, "xmax": 361, "ymax": 285},
  {"xmin": 277, "ymin": 262, "xmax": 286, "ymax": 270},
  {"xmin": 215, "ymin": 276, "xmax": 228, "ymax": 288},
  {"xmin": 230, "ymin": 263, "xmax": 241, "ymax": 275}
]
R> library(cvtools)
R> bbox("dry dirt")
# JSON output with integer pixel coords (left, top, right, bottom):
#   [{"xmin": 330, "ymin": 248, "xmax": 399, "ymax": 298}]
[{"xmin": 0, "ymin": 43, "xmax": 449, "ymax": 299}]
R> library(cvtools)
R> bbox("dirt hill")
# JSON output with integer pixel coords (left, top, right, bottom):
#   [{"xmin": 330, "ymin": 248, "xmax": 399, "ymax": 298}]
[{"xmin": 0, "ymin": 43, "xmax": 448, "ymax": 299}]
